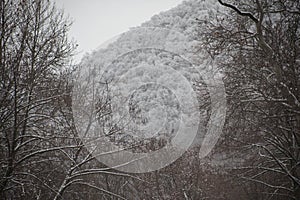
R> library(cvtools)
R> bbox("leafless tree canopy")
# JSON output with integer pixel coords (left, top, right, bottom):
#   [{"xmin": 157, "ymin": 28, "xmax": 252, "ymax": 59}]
[
  {"xmin": 1, "ymin": 0, "xmax": 299, "ymax": 199},
  {"xmin": 199, "ymin": 0, "xmax": 300, "ymax": 199}
]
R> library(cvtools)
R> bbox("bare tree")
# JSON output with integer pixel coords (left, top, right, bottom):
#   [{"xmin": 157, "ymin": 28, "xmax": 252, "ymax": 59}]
[
  {"xmin": 197, "ymin": 0, "xmax": 300, "ymax": 199},
  {"xmin": 0, "ymin": 0, "xmax": 76, "ymax": 198}
]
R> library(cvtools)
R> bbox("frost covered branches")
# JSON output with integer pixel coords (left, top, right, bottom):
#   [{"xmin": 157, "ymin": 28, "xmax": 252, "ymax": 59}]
[{"xmin": 198, "ymin": 0, "xmax": 300, "ymax": 198}]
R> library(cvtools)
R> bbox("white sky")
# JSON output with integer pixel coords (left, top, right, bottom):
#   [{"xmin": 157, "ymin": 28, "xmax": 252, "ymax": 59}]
[{"xmin": 54, "ymin": 0, "xmax": 184, "ymax": 62}]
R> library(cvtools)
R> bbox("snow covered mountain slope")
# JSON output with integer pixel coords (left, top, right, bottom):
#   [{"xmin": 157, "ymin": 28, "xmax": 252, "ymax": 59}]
[
  {"xmin": 74, "ymin": 0, "xmax": 228, "ymax": 166},
  {"xmin": 80, "ymin": 0, "xmax": 226, "ymax": 68}
]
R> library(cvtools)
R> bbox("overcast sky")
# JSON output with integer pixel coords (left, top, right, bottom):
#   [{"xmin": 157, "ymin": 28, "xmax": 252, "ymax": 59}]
[{"xmin": 54, "ymin": 0, "xmax": 184, "ymax": 62}]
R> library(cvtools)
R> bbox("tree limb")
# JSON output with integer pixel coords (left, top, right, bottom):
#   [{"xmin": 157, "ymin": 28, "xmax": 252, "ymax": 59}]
[{"xmin": 217, "ymin": 0, "xmax": 258, "ymax": 23}]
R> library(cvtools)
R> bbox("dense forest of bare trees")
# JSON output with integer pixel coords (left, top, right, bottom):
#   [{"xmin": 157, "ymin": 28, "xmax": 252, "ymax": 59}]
[
  {"xmin": 0, "ymin": 0, "xmax": 74, "ymax": 198},
  {"xmin": 198, "ymin": 0, "xmax": 300, "ymax": 199},
  {"xmin": 0, "ymin": 0, "xmax": 299, "ymax": 199},
  {"xmin": 0, "ymin": 1, "xmax": 141, "ymax": 199}
]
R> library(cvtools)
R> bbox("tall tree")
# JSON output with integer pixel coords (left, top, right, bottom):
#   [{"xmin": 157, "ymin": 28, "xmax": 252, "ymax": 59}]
[
  {"xmin": 198, "ymin": 0, "xmax": 300, "ymax": 198},
  {"xmin": 0, "ymin": 0, "xmax": 75, "ymax": 198}
]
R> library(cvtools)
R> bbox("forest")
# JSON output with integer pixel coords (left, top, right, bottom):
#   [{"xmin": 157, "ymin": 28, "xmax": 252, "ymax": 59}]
[{"xmin": 0, "ymin": 0, "xmax": 299, "ymax": 199}]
